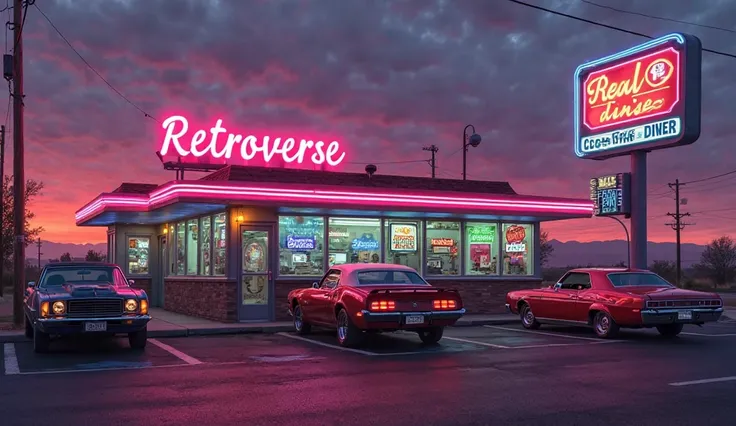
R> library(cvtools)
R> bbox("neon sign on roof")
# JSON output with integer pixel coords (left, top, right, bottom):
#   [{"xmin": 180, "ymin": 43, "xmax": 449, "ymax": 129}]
[{"xmin": 160, "ymin": 115, "xmax": 347, "ymax": 167}]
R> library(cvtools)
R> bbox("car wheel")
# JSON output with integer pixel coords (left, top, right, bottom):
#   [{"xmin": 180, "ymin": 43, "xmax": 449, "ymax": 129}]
[
  {"xmin": 129, "ymin": 327, "xmax": 148, "ymax": 350},
  {"xmin": 293, "ymin": 304, "xmax": 312, "ymax": 335},
  {"xmin": 33, "ymin": 327, "xmax": 50, "ymax": 353},
  {"xmin": 593, "ymin": 311, "xmax": 619, "ymax": 339},
  {"xmin": 24, "ymin": 317, "xmax": 34, "ymax": 339},
  {"xmin": 520, "ymin": 303, "xmax": 541, "ymax": 330},
  {"xmin": 656, "ymin": 323, "xmax": 683, "ymax": 338},
  {"xmin": 417, "ymin": 327, "xmax": 444, "ymax": 345},
  {"xmin": 336, "ymin": 309, "xmax": 363, "ymax": 348}
]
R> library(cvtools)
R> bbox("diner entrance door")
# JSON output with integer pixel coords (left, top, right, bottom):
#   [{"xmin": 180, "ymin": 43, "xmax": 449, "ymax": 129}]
[{"xmin": 238, "ymin": 225, "xmax": 274, "ymax": 322}]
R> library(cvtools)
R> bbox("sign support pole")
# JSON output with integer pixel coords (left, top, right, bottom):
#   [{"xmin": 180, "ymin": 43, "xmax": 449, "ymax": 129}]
[{"xmin": 629, "ymin": 151, "xmax": 647, "ymax": 269}]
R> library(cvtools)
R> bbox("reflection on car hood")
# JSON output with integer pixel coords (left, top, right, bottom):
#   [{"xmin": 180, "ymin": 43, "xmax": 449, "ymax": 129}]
[{"xmin": 42, "ymin": 282, "xmax": 137, "ymax": 298}]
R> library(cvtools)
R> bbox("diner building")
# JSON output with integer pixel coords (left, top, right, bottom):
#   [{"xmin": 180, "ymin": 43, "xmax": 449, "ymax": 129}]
[{"xmin": 75, "ymin": 165, "xmax": 593, "ymax": 322}]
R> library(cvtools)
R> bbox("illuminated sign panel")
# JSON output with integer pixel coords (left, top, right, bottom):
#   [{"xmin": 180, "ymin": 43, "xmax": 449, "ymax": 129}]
[
  {"xmin": 574, "ymin": 33, "xmax": 701, "ymax": 160},
  {"xmin": 589, "ymin": 173, "xmax": 631, "ymax": 217},
  {"xmin": 159, "ymin": 115, "xmax": 347, "ymax": 168}
]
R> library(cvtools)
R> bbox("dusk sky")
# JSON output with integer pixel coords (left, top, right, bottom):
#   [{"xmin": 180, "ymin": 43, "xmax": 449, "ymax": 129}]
[{"xmin": 6, "ymin": 0, "xmax": 736, "ymax": 245}]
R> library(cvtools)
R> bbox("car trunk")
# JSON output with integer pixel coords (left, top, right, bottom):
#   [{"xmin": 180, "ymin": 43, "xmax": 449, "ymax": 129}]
[
  {"xmin": 621, "ymin": 286, "xmax": 719, "ymax": 301},
  {"xmin": 360, "ymin": 285, "xmax": 461, "ymax": 312}
]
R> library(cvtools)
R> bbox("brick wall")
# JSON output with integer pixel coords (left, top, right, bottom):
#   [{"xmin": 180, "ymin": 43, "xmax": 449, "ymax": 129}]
[
  {"xmin": 130, "ymin": 278, "xmax": 152, "ymax": 296},
  {"xmin": 164, "ymin": 278, "xmax": 238, "ymax": 322},
  {"xmin": 275, "ymin": 278, "xmax": 541, "ymax": 321}
]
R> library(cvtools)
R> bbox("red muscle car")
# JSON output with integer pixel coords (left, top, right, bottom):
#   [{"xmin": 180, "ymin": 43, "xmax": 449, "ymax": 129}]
[
  {"xmin": 506, "ymin": 268, "xmax": 723, "ymax": 338},
  {"xmin": 287, "ymin": 264, "xmax": 465, "ymax": 347}
]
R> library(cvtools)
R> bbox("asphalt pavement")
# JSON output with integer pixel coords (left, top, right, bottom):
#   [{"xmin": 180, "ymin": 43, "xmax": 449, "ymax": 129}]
[{"xmin": 2, "ymin": 322, "xmax": 736, "ymax": 426}]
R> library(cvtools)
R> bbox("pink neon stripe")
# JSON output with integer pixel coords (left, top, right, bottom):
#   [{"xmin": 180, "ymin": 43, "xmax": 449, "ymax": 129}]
[{"xmin": 77, "ymin": 182, "xmax": 593, "ymax": 223}]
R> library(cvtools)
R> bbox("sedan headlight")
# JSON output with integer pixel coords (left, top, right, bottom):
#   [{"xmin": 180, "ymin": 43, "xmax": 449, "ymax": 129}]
[
  {"xmin": 125, "ymin": 299, "xmax": 138, "ymax": 312},
  {"xmin": 52, "ymin": 301, "xmax": 66, "ymax": 315}
]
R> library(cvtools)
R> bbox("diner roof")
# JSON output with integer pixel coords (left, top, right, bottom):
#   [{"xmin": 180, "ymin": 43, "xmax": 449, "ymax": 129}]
[{"xmin": 75, "ymin": 165, "xmax": 593, "ymax": 226}]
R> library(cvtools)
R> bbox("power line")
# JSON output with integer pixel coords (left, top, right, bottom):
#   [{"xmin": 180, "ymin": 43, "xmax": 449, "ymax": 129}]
[
  {"xmin": 33, "ymin": 2, "xmax": 158, "ymax": 122},
  {"xmin": 679, "ymin": 169, "xmax": 736, "ymax": 185},
  {"xmin": 580, "ymin": 0, "xmax": 736, "ymax": 35},
  {"xmin": 506, "ymin": 0, "xmax": 736, "ymax": 60},
  {"xmin": 346, "ymin": 159, "xmax": 427, "ymax": 165}
]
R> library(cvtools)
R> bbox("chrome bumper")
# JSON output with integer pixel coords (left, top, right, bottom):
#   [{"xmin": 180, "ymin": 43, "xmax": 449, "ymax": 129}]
[
  {"xmin": 640, "ymin": 308, "xmax": 722, "ymax": 325},
  {"xmin": 359, "ymin": 309, "xmax": 465, "ymax": 324},
  {"xmin": 36, "ymin": 315, "xmax": 151, "ymax": 333}
]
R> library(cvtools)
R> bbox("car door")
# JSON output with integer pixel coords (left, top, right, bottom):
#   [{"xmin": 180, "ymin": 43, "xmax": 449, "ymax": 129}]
[
  {"xmin": 311, "ymin": 269, "xmax": 341, "ymax": 324},
  {"xmin": 544, "ymin": 272, "xmax": 590, "ymax": 322}
]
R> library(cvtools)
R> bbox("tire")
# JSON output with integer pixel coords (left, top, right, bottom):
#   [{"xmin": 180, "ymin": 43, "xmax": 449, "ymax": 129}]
[
  {"xmin": 520, "ymin": 303, "xmax": 541, "ymax": 330},
  {"xmin": 418, "ymin": 327, "xmax": 444, "ymax": 345},
  {"xmin": 33, "ymin": 327, "xmax": 50, "ymax": 353},
  {"xmin": 24, "ymin": 317, "xmax": 34, "ymax": 339},
  {"xmin": 293, "ymin": 304, "xmax": 312, "ymax": 335},
  {"xmin": 592, "ymin": 311, "xmax": 619, "ymax": 339},
  {"xmin": 336, "ymin": 309, "xmax": 363, "ymax": 348},
  {"xmin": 656, "ymin": 323, "xmax": 683, "ymax": 338},
  {"xmin": 128, "ymin": 327, "xmax": 148, "ymax": 350}
]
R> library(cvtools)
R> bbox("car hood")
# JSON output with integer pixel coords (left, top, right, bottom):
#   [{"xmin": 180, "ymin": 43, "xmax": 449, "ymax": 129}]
[
  {"xmin": 42, "ymin": 283, "xmax": 138, "ymax": 298},
  {"xmin": 620, "ymin": 286, "xmax": 719, "ymax": 300}
]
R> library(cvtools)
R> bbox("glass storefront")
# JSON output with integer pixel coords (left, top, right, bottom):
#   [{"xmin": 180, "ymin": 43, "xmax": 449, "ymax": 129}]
[
  {"xmin": 328, "ymin": 217, "xmax": 381, "ymax": 266},
  {"xmin": 385, "ymin": 220, "xmax": 421, "ymax": 271},
  {"xmin": 425, "ymin": 221, "xmax": 460, "ymax": 275},
  {"xmin": 168, "ymin": 212, "xmax": 227, "ymax": 277},
  {"xmin": 127, "ymin": 237, "xmax": 149, "ymax": 275},
  {"xmin": 186, "ymin": 219, "xmax": 198, "ymax": 275},
  {"xmin": 278, "ymin": 216, "xmax": 325, "ymax": 276},
  {"xmin": 502, "ymin": 223, "xmax": 533, "ymax": 276},
  {"xmin": 464, "ymin": 223, "xmax": 499, "ymax": 276}
]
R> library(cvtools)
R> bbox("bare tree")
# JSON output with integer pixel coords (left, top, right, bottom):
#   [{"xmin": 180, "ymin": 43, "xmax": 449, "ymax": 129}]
[
  {"xmin": 540, "ymin": 231, "xmax": 554, "ymax": 267},
  {"xmin": 695, "ymin": 236, "xmax": 736, "ymax": 288}
]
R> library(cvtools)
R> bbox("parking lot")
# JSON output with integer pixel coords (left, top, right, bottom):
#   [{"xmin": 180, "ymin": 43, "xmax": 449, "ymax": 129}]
[{"xmin": 4, "ymin": 321, "xmax": 736, "ymax": 377}]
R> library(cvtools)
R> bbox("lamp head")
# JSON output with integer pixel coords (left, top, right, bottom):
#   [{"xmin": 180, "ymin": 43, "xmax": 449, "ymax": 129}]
[{"xmin": 468, "ymin": 133, "xmax": 482, "ymax": 147}]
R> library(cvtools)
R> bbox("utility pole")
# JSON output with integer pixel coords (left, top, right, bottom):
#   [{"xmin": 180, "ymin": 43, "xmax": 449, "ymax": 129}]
[
  {"xmin": 35, "ymin": 237, "xmax": 41, "ymax": 270},
  {"xmin": 666, "ymin": 178, "xmax": 694, "ymax": 287},
  {"xmin": 0, "ymin": 125, "xmax": 4, "ymax": 299},
  {"xmin": 12, "ymin": 0, "xmax": 26, "ymax": 326},
  {"xmin": 423, "ymin": 145, "xmax": 438, "ymax": 179}
]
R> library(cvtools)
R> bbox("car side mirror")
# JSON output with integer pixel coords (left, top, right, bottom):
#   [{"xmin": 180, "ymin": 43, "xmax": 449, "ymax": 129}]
[
  {"xmin": 311, "ymin": 282, "xmax": 319, "ymax": 289},
  {"xmin": 128, "ymin": 279, "xmax": 135, "ymax": 286},
  {"xmin": 553, "ymin": 283, "xmax": 561, "ymax": 292}
]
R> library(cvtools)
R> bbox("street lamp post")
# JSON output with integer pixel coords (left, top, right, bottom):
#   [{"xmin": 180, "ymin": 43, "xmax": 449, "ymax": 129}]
[{"xmin": 462, "ymin": 124, "xmax": 481, "ymax": 180}]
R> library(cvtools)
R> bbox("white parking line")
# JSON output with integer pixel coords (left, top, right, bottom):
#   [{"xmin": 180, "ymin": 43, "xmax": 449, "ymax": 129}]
[
  {"xmin": 277, "ymin": 332, "xmax": 425, "ymax": 356},
  {"xmin": 17, "ymin": 363, "xmax": 195, "ymax": 376},
  {"xmin": 681, "ymin": 332, "xmax": 736, "ymax": 337},
  {"xmin": 484, "ymin": 325, "xmax": 614, "ymax": 342},
  {"xmin": 149, "ymin": 339, "xmax": 202, "ymax": 365},
  {"xmin": 3, "ymin": 343, "xmax": 20, "ymax": 375},
  {"xmin": 443, "ymin": 336, "xmax": 510, "ymax": 349},
  {"xmin": 669, "ymin": 376, "xmax": 736, "ymax": 387}
]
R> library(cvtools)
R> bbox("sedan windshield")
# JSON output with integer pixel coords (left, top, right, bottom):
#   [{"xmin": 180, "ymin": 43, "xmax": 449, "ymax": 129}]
[
  {"xmin": 607, "ymin": 272, "xmax": 673, "ymax": 288},
  {"xmin": 356, "ymin": 270, "xmax": 429, "ymax": 285},
  {"xmin": 40, "ymin": 266, "xmax": 125, "ymax": 288}
]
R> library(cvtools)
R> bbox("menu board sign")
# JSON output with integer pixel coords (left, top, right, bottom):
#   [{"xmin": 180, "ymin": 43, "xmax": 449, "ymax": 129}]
[
  {"xmin": 390, "ymin": 224, "xmax": 417, "ymax": 252},
  {"xmin": 589, "ymin": 173, "xmax": 631, "ymax": 217}
]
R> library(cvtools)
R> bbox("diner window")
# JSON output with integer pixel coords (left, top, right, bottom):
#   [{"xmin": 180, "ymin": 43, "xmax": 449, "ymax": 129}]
[
  {"xmin": 385, "ymin": 220, "xmax": 421, "ymax": 271},
  {"xmin": 176, "ymin": 222, "xmax": 185, "ymax": 274},
  {"xmin": 201, "ymin": 217, "xmax": 212, "ymax": 275},
  {"xmin": 502, "ymin": 223, "xmax": 533, "ymax": 276},
  {"xmin": 425, "ymin": 221, "xmax": 460, "ymax": 275},
  {"xmin": 464, "ymin": 223, "xmax": 499, "ymax": 275},
  {"xmin": 328, "ymin": 217, "xmax": 381, "ymax": 266},
  {"xmin": 127, "ymin": 237, "xmax": 150, "ymax": 275},
  {"xmin": 186, "ymin": 219, "xmax": 199, "ymax": 275},
  {"xmin": 278, "ymin": 216, "xmax": 325, "ymax": 276},
  {"xmin": 213, "ymin": 213, "xmax": 227, "ymax": 275}
]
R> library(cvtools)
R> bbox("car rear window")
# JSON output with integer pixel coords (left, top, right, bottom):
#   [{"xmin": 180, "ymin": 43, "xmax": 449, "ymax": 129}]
[
  {"xmin": 607, "ymin": 272, "xmax": 673, "ymax": 287},
  {"xmin": 356, "ymin": 270, "xmax": 429, "ymax": 285}
]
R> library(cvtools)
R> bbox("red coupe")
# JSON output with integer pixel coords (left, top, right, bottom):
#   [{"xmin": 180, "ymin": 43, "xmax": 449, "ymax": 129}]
[
  {"xmin": 506, "ymin": 268, "xmax": 724, "ymax": 338},
  {"xmin": 287, "ymin": 264, "xmax": 465, "ymax": 347}
]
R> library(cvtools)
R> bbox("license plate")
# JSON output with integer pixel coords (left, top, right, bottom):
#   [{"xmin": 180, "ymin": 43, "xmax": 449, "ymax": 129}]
[
  {"xmin": 84, "ymin": 322, "xmax": 107, "ymax": 332},
  {"xmin": 678, "ymin": 311, "xmax": 692, "ymax": 320},
  {"xmin": 405, "ymin": 315, "xmax": 424, "ymax": 325}
]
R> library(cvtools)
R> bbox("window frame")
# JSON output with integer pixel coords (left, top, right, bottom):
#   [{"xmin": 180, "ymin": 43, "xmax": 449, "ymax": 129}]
[
  {"xmin": 423, "ymin": 220, "xmax": 462, "ymax": 277},
  {"xmin": 125, "ymin": 235, "xmax": 152, "ymax": 277},
  {"xmin": 166, "ymin": 211, "xmax": 226, "ymax": 278},
  {"xmin": 500, "ymin": 222, "xmax": 535, "ymax": 277},
  {"xmin": 277, "ymin": 215, "xmax": 327, "ymax": 277},
  {"xmin": 462, "ymin": 221, "xmax": 501, "ymax": 276}
]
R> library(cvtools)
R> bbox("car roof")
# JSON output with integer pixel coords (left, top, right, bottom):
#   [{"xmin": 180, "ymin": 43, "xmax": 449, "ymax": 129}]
[
  {"xmin": 569, "ymin": 267, "xmax": 651, "ymax": 274},
  {"xmin": 330, "ymin": 263, "xmax": 419, "ymax": 273},
  {"xmin": 44, "ymin": 262, "xmax": 119, "ymax": 269}
]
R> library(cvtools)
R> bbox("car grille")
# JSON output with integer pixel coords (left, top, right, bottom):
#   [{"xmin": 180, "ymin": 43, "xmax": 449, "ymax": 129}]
[
  {"xmin": 646, "ymin": 299, "xmax": 722, "ymax": 308},
  {"xmin": 67, "ymin": 299, "xmax": 124, "ymax": 318}
]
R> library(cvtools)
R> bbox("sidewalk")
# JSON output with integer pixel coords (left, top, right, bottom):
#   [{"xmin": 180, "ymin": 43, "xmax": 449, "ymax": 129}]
[{"xmin": 0, "ymin": 307, "xmax": 518, "ymax": 343}]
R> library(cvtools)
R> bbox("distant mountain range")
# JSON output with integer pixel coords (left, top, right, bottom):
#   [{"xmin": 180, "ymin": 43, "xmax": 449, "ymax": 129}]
[
  {"xmin": 547, "ymin": 239, "xmax": 705, "ymax": 268},
  {"xmin": 26, "ymin": 241, "xmax": 107, "ymax": 263},
  {"xmin": 26, "ymin": 239, "xmax": 705, "ymax": 269}
]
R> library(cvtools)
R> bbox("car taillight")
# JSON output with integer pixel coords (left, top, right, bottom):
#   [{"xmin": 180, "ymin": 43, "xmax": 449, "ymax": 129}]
[
  {"xmin": 648, "ymin": 301, "xmax": 660, "ymax": 308},
  {"xmin": 370, "ymin": 300, "xmax": 395, "ymax": 311},
  {"xmin": 433, "ymin": 299, "xmax": 457, "ymax": 310}
]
